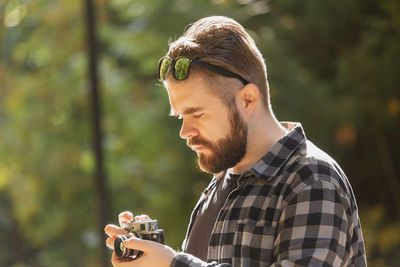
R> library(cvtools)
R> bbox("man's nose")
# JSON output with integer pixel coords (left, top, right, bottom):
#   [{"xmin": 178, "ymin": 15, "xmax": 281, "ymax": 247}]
[{"xmin": 179, "ymin": 119, "xmax": 199, "ymax": 140}]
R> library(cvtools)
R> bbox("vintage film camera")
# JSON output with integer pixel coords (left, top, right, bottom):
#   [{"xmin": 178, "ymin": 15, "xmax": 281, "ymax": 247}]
[{"xmin": 114, "ymin": 215, "xmax": 164, "ymax": 259}]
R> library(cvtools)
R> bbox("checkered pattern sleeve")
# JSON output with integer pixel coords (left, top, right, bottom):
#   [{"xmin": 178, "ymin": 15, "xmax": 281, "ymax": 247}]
[
  {"xmin": 271, "ymin": 175, "xmax": 364, "ymax": 266},
  {"xmin": 171, "ymin": 252, "xmax": 230, "ymax": 267}
]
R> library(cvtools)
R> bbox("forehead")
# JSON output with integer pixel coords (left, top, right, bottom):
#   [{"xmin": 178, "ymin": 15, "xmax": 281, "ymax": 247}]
[{"xmin": 165, "ymin": 74, "xmax": 226, "ymax": 115}]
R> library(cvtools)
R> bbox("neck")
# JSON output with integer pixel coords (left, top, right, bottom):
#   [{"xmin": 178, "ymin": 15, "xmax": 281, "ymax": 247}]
[{"xmin": 232, "ymin": 111, "xmax": 288, "ymax": 174}]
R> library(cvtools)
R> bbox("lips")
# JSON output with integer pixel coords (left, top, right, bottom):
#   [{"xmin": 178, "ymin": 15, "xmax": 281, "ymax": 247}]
[
  {"xmin": 188, "ymin": 138, "xmax": 210, "ymax": 153},
  {"xmin": 190, "ymin": 145, "xmax": 206, "ymax": 152}
]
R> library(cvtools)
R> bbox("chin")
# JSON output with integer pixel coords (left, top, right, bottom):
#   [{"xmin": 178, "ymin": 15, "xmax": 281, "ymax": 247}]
[
  {"xmin": 199, "ymin": 167, "xmax": 220, "ymax": 175},
  {"xmin": 197, "ymin": 159, "xmax": 216, "ymax": 174},
  {"xmin": 198, "ymin": 159, "xmax": 227, "ymax": 175}
]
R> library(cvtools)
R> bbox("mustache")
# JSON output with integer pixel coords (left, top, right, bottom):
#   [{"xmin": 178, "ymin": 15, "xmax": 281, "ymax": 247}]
[{"xmin": 187, "ymin": 137, "xmax": 212, "ymax": 147}]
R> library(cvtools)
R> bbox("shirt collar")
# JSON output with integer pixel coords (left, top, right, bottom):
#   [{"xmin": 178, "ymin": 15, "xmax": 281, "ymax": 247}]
[{"xmin": 244, "ymin": 122, "xmax": 307, "ymax": 180}]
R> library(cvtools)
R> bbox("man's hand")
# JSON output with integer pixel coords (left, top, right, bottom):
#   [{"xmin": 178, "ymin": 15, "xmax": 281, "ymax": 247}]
[
  {"xmin": 104, "ymin": 211, "xmax": 177, "ymax": 267},
  {"xmin": 111, "ymin": 236, "xmax": 177, "ymax": 267}
]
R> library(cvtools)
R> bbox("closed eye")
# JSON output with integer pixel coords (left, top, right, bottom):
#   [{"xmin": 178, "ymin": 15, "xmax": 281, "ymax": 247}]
[{"xmin": 193, "ymin": 113, "xmax": 204, "ymax": 119}]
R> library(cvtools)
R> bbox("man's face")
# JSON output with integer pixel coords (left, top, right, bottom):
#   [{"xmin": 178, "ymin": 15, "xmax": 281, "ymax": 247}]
[{"xmin": 165, "ymin": 74, "xmax": 248, "ymax": 174}]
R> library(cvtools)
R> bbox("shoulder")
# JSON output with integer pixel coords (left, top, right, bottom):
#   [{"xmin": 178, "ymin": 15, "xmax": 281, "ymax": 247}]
[{"xmin": 281, "ymin": 140, "xmax": 357, "ymax": 209}]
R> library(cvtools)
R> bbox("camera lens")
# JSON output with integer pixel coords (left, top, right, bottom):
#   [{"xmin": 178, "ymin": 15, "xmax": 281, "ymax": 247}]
[{"xmin": 114, "ymin": 233, "xmax": 143, "ymax": 259}]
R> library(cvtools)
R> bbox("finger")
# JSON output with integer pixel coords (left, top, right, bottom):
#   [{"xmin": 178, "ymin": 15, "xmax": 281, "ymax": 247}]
[
  {"xmin": 123, "ymin": 237, "xmax": 159, "ymax": 253},
  {"xmin": 111, "ymin": 252, "xmax": 134, "ymax": 266},
  {"xmin": 104, "ymin": 224, "xmax": 128, "ymax": 237},
  {"xmin": 106, "ymin": 236, "xmax": 115, "ymax": 249},
  {"xmin": 111, "ymin": 252, "xmax": 120, "ymax": 266},
  {"xmin": 118, "ymin": 211, "xmax": 134, "ymax": 226}
]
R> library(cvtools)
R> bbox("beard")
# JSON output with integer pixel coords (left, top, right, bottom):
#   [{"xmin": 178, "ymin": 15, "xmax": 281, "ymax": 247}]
[{"xmin": 188, "ymin": 106, "xmax": 248, "ymax": 174}]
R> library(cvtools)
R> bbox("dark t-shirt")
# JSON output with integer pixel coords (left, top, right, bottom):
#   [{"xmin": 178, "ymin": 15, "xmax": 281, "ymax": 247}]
[{"xmin": 185, "ymin": 171, "xmax": 240, "ymax": 261}]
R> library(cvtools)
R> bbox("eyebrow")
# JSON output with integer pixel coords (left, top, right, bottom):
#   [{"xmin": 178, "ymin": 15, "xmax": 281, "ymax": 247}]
[{"xmin": 169, "ymin": 107, "xmax": 204, "ymax": 117}]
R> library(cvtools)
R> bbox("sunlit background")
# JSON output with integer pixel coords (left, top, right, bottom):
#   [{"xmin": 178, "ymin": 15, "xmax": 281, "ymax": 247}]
[{"xmin": 1, "ymin": 0, "xmax": 399, "ymax": 266}]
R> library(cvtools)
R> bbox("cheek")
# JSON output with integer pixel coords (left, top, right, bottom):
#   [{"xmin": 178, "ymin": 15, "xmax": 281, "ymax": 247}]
[
  {"xmin": 218, "ymin": 112, "xmax": 232, "ymax": 135},
  {"xmin": 200, "ymin": 117, "xmax": 231, "ymax": 140}
]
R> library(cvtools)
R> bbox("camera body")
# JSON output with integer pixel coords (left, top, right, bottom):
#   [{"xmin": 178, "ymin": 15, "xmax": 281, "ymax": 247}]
[{"xmin": 114, "ymin": 215, "xmax": 164, "ymax": 259}]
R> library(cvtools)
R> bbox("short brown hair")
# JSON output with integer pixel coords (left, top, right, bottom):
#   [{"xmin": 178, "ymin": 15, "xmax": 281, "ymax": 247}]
[{"xmin": 165, "ymin": 16, "xmax": 270, "ymax": 109}]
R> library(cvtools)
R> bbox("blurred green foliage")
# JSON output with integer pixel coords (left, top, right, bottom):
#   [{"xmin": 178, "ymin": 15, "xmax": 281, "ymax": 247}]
[{"xmin": 0, "ymin": 0, "xmax": 399, "ymax": 266}]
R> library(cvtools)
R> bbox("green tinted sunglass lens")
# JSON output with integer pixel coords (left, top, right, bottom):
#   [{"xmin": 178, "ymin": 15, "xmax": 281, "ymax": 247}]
[
  {"xmin": 174, "ymin": 58, "xmax": 191, "ymax": 80},
  {"xmin": 159, "ymin": 58, "xmax": 171, "ymax": 80}
]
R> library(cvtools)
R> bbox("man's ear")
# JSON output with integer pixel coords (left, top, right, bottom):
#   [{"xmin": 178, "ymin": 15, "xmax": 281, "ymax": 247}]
[{"xmin": 237, "ymin": 83, "xmax": 259, "ymax": 115}]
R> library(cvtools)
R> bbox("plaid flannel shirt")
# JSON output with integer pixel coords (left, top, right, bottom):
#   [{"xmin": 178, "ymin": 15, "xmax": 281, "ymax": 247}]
[{"xmin": 171, "ymin": 122, "xmax": 366, "ymax": 267}]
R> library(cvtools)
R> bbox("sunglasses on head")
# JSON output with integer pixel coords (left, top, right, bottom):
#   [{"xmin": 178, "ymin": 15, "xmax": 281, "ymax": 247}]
[{"xmin": 157, "ymin": 56, "xmax": 249, "ymax": 85}]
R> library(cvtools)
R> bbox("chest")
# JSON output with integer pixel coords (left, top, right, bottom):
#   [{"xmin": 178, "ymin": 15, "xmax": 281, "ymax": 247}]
[{"xmin": 207, "ymin": 178, "xmax": 287, "ymax": 266}]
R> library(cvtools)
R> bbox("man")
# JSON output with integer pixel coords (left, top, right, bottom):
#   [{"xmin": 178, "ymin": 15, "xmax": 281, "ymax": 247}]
[{"xmin": 105, "ymin": 16, "xmax": 367, "ymax": 266}]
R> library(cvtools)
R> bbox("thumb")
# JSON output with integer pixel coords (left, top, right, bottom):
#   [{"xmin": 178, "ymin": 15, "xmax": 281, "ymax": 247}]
[{"xmin": 123, "ymin": 237, "xmax": 156, "ymax": 253}]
